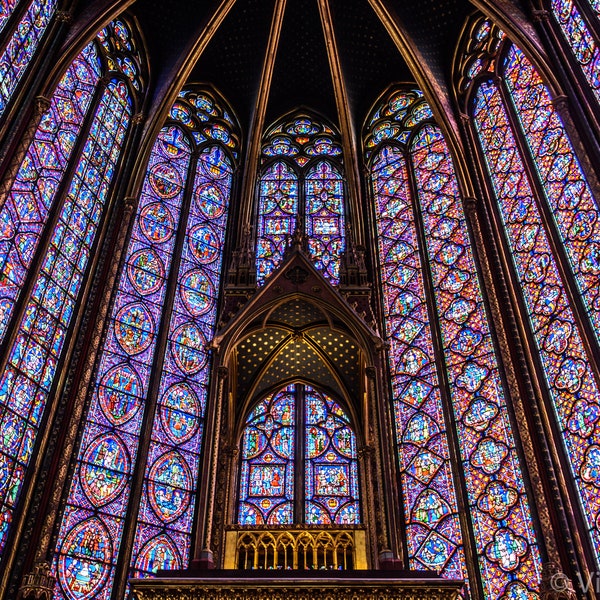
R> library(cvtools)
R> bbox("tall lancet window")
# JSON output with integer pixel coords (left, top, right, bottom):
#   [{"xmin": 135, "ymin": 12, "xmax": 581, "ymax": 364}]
[
  {"xmin": 550, "ymin": 0, "xmax": 600, "ymax": 102},
  {"xmin": 457, "ymin": 16, "xmax": 600, "ymax": 565},
  {"xmin": 365, "ymin": 87, "xmax": 542, "ymax": 598},
  {"xmin": 0, "ymin": 0, "xmax": 58, "ymax": 115},
  {"xmin": 257, "ymin": 114, "xmax": 345, "ymax": 285},
  {"xmin": 238, "ymin": 384, "xmax": 360, "ymax": 526},
  {"xmin": 52, "ymin": 88, "xmax": 239, "ymax": 599},
  {"xmin": 0, "ymin": 18, "xmax": 142, "ymax": 557}
]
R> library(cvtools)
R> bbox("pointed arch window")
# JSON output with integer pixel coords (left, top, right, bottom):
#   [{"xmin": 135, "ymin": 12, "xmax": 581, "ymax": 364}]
[
  {"xmin": 257, "ymin": 115, "xmax": 345, "ymax": 285},
  {"xmin": 52, "ymin": 88, "xmax": 240, "ymax": 598},
  {"xmin": 457, "ymin": 18, "xmax": 600, "ymax": 563},
  {"xmin": 550, "ymin": 0, "xmax": 600, "ymax": 103},
  {"xmin": 0, "ymin": 0, "xmax": 58, "ymax": 115},
  {"xmin": 238, "ymin": 384, "xmax": 360, "ymax": 526},
  {"xmin": 0, "ymin": 18, "xmax": 143, "ymax": 557},
  {"xmin": 366, "ymin": 88, "xmax": 542, "ymax": 598}
]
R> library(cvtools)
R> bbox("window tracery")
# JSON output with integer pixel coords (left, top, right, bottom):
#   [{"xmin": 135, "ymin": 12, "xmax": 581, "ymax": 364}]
[
  {"xmin": 238, "ymin": 384, "xmax": 360, "ymax": 526},
  {"xmin": 0, "ymin": 18, "xmax": 142, "ymax": 558},
  {"xmin": 366, "ymin": 87, "xmax": 542, "ymax": 597},
  {"xmin": 458, "ymin": 16, "xmax": 600, "ymax": 565},
  {"xmin": 257, "ymin": 115, "xmax": 345, "ymax": 285},
  {"xmin": 52, "ymin": 88, "xmax": 239, "ymax": 598}
]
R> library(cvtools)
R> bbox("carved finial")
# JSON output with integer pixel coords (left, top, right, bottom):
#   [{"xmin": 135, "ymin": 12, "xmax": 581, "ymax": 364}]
[
  {"xmin": 226, "ymin": 223, "xmax": 256, "ymax": 288},
  {"xmin": 540, "ymin": 563, "xmax": 577, "ymax": 600},
  {"xmin": 18, "ymin": 562, "xmax": 55, "ymax": 600}
]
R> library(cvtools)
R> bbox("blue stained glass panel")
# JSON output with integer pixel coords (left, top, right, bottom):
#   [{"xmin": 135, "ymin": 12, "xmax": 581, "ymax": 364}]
[
  {"xmin": 53, "ymin": 125, "xmax": 190, "ymax": 600},
  {"xmin": 305, "ymin": 386, "xmax": 359, "ymax": 524},
  {"xmin": 256, "ymin": 162, "xmax": 298, "ymax": 283},
  {"xmin": 0, "ymin": 0, "xmax": 57, "ymax": 115},
  {"xmin": 0, "ymin": 57, "xmax": 130, "ymax": 557},
  {"xmin": 238, "ymin": 387, "xmax": 295, "ymax": 525},
  {"xmin": 130, "ymin": 145, "xmax": 233, "ymax": 578},
  {"xmin": 473, "ymin": 77, "xmax": 600, "ymax": 563},
  {"xmin": 305, "ymin": 162, "xmax": 345, "ymax": 285}
]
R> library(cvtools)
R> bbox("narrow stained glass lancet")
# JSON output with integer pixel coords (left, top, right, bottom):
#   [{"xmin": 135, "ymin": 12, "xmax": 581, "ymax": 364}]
[
  {"xmin": 0, "ymin": 0, "xmax": 58, "ymax": 115},
  {"xmin": 551, "ymin": 0, "xmax": 600, "ymax": 103},
  {"xmin": 457, "ymin": 16, "xmax": 600, "ymax": 562},
  {"xmin": 473, "ymin": 76, "xmax": 600, "ymax": 564},
  {"xmin": 53, "ymin": 87, "xmax": 239, "ymax": 598},
  {"xmin": 130, "ymin": 90, "xmax": 237, "ymax": 577},
  {"xmin": 0, "ymin": 19, "xmax": 141, "ymax": 558},
  {"xmin": 257, "ymin": 115, "xmax": 344, "ymax": 285},
  {"xmin": 366, "ymin": 87, "xmax": 543, "ymax": 598}
]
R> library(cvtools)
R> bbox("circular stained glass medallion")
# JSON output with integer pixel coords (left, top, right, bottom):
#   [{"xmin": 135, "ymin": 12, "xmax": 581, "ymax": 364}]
[
  {"xmin": 98, "ymin": 364, "xmax": 142, "ymax": 425},
  {"xmin": 57, "ymin": 517, "xmax": 112, "ymax": 600},
  {"xmin": 171, "ymin": 323, "xmax": 207, "ymax": 374},
  {"xmin": 127, "ymin": 248, "xmax": 165, "ymax": 295},
  {"xmin": 148, "ymin": 451, "xmax": 191, "ymax": 522},
  {"xmin": 140, "ymin": 202, "xmax": 175, "ymax": 244},
  {"xmin": 114, "ymin": 302, "xmax": 154, "ymax": 355},
  {"xmin": 180, "ymin": 270, "xmax": 214, "ymax": 316},
  {"xmin": 80, "ymin": 434, "xmax": 130, "ymax": 507},
  {"xmin": 195, "ymin": 183, "xmax": 224, "ymax": 218},
  {"xmin": 160, "ymin": 383, "xmax": 201, "ymax": 443},
  {"xmin": 135, "ymin": 534, "xmax": 181, "ymax": 574},
  {"xmin": 149, "ymin": 162, "xmax": 182, "ymax": 198},
  {"xmin": 188, "ymin": 224, "xmax": 219, "ymax": 264}
]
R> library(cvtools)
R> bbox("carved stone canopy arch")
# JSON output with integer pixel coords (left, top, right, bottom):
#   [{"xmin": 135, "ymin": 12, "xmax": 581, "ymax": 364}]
[{"xmin": 212, "ymin": 246, "xmax": 383, "ymax": 430}]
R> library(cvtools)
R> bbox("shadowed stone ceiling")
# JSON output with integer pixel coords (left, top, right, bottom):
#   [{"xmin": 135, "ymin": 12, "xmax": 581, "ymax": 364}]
[{"xmin": 75, "ymin": 0, "xmax": 503, "ymax": 133}]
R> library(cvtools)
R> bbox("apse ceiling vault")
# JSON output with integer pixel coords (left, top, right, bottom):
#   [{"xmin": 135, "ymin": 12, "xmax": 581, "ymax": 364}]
[{"xmin": 66, "ymin": 0, "xmax": 535, "ymax": 139}]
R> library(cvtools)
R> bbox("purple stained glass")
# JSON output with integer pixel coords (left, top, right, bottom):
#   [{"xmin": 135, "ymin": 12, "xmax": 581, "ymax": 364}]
[
  {"xmin": 257, "ymin": 115, "xmax": 345, "ymax": 285},
  {"xmin": 53, "ymin": 125, "xmax": 191, "ymax": 600},
  {"xmin": 504, "ymin": 44, "xmax": 600, "ymax": 337},
  {"xmin": 0, "ymin": 42, "xmax": 100, "ymax": 342},
  {"xmin": 370, "ymin": 144, "xmax": 467, "ymax": 580},
  {"xmin": 0, "ymin": 0, "xmax": 57, "ymax": 114},
  {"xmin": 130, "ymin": 144, "xmax": 234, "ymax": 579},
  {"xmin": 0, "ymin": 56, "xmax": 132, "ymax": 557},
  {"xmin": 0, "ymin": 0, "xmax": 21, "ymax": 31},
  {"xmin": 238, "ymin": 387, "xmax": 295, "ymax": 525},
  {"xmin": 411, "ymin": 124, "xmax": 542, "ymax": 596},
  {"xmin": 305, "ymin": 162, "xmax": 345, "ymax": 285},
  {"xmin": 256, "ymin": 161, "xmax": 298, "ymax": 283},
  {"xmin": 552, "ymin": 0, "xmax": 600, "ymax": 101},
  {"xmin": 305, "ymin": 387, "xmax": 359, "ymax": 525},
  {"xmin": 473, "ymin": 77, "xmax": 600, "ymax": 562}
]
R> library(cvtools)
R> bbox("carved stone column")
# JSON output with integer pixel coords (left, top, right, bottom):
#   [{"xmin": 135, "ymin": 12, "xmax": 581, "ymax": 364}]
[{"xmin": 0, "ymin": 96, "xmax": 50, "ymax": 199}]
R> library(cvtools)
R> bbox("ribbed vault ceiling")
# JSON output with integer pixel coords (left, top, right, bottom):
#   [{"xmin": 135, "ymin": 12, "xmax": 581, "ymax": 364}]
[
  {"xmin": 234, "ymin": 299, "xmax": 361, "ymax": 410},
  {"xmin": 68, "ymin": 0, "xmax": 530, "ymax": 136}
]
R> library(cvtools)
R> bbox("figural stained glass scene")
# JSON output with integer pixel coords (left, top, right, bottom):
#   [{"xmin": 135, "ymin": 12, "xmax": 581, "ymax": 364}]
[{"xmin": 0, "ymin": 2, "xmax": 599, "ymax": 600}]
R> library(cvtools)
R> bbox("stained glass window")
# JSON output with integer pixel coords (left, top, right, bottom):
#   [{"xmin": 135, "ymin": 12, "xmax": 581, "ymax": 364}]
[
  {"xmin": 238, "ymin": 384, "xmax": 360, "ymax": 526},
  {"xmin": 257, "ymin": 115, "xmax": 344, "ymax": 285},
  {"xmin": 0, "ymin": 19, "xmax": 141, "ymax": 558},
  {"xmin": 0, "ymin": 0, "xmax": 58, "ymax": 115},
  {"xmin": 459, "ymin": 18, "xmax": 600, "ymax": 563},
  {"xmin": 551, "ymin": 0, "xmax": 600, "ymax": 102},
  {"xmin": 53, "ymin": 88, "xmax": 239, "ymax": 599},
  {"xmin": 366, "ymin": 88, "xmax": 542, "ymax": 598}
]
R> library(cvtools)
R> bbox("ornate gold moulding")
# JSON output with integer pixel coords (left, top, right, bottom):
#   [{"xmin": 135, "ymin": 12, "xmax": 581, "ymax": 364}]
[{"xmin": 130, "ymin": 571, "xmax": 463, "ymax": 600}]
